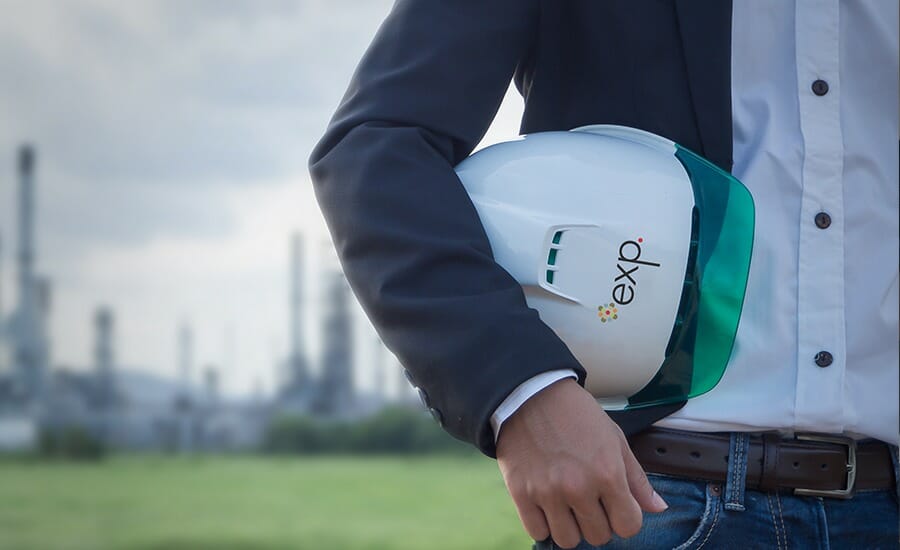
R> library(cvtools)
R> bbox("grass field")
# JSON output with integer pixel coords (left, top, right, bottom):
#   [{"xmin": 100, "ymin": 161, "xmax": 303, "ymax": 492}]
[{"xmin": 0, "ymin": 455, "xmax": 534, "ymax": 550}]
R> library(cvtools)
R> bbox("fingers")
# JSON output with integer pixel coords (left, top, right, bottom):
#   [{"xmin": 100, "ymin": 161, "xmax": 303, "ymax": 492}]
[
  {"xmin": 509, "ymin": 454, "xmax": 662, "ymax": 546},
  {"xmin": 495, "ymin": 383, "xmax": 667, "ymax": 547},
  {"xmin": 512, "ymin": 497, "xmax": 550, "ymax": 542},
  {"xmin": 556, "ymin": 459, "xmax": 643, "ymax": 544},
  {"xmin": 622, "ymin": 444, "xmax": 668, "ymax": 513},
  {"xmin": 542, "ymin": 504, "xmax": 582, "ymax": 550},
  {"xmin": 571, "ymin": 498, "xmax": 612, "ymax": 547},
  {"xmin": 595, "ymin": 461, "xmax": 645, "ymax": 540}
]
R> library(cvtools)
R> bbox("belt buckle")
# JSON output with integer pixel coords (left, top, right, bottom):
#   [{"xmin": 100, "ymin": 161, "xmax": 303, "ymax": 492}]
[{"xmin": 792, "ymin": 434, "xmax": 857, "ymax": 499}]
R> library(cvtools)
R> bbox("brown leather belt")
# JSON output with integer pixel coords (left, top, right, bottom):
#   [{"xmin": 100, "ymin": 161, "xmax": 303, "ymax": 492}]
[{"xmin": 628, "ymin": 428, "xmax": 896, "ymax": 499}]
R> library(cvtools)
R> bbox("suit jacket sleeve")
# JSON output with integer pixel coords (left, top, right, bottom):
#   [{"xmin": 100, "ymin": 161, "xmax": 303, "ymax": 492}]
[{"xmin": 308, "ymin": 0, "xmax": 587, "ymax": 458}]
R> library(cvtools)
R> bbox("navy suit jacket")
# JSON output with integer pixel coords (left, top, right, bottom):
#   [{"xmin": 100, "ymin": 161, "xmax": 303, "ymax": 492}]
[{"xmin": 309, "ymin": 0, "xmax": 733, "ymax": 457}]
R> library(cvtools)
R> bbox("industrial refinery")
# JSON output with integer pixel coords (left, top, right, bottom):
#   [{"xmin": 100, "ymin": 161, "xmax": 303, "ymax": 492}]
[{"xmin": 0, "ymin": 145, "xmax": 411, "ymax": 453}]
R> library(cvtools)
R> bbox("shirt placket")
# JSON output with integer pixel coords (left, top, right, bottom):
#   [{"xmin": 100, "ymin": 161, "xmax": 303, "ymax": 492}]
[{"xmin": 793, "ymin": 0, "xmax": 846, "ymax": 433}]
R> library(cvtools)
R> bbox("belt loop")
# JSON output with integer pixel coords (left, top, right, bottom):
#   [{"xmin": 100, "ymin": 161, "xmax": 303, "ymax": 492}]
[
  {"xmin": 724, "ymin": 432, "xmax": 749, "ymax": 511},
  {"xmin": 889, "ymin": 444, "xmax": 899, "ymax": 501}
]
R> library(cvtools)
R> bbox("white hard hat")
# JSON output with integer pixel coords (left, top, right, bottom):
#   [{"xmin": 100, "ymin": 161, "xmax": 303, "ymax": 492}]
[{"xmin": 455, "ymin": 125, "xmax": 755, "ymax": 410}]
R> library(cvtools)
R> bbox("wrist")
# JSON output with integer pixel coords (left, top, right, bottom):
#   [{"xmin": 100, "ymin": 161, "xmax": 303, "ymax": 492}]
[{"xmin": 496, "ymin": 377, "xmax": 584, "ymax": 449}]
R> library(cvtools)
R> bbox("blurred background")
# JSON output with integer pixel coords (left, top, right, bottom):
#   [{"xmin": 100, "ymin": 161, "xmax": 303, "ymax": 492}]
[{"xmin": 0, "ymin": 1, "xmax": 529, "ymax": 549}]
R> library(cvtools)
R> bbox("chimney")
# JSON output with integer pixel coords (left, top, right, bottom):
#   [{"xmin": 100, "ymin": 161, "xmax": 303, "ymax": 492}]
[
  {"xmin": 0, "ymin": 231, "xmax": 4, "ymax": 332},
  {"xmin": 178, "ymin": 322, "xmax": 193, "ymax": 391},
  {"xmin": 176, "ymin": 321, "xmax": 194, "ymax": 453},
  {"xmin": 94, "ymin": 307, "xmax": 114, "ymax": 408},
  {"xmin": 16, "ymin": 145, "xmax": 35, "ymax": 312},
  {"xmin": 314, "ymin": 269, "xmax": 355, "ymax": 415},
  {"xmin": 204, "ymin": 365, "xmax": 219, "ymax": 408},
  {"xmin": 11, "ymin": 144, "xmax": 47, "ymax": 401},
  {"xmin": 289, "ymin": 234, "xmax": 308, "ymax": 383}
]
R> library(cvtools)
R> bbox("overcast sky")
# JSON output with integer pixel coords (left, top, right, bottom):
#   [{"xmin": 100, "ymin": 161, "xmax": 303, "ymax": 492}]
[{"xmin": 0, "ymin": 0, "xmax": 524, "ymax": 397}]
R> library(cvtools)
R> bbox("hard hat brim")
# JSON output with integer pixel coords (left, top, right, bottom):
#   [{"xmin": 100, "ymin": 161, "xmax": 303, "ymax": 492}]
[{"xmin": 623, "ymin": 143, "xmax": 755, "ymax": 409}]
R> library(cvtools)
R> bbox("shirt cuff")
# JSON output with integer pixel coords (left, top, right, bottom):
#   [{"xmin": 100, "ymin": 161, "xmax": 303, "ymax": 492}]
[{"xmin": 490, "ymin": 369, "xmax": 579, "ymax": 443}]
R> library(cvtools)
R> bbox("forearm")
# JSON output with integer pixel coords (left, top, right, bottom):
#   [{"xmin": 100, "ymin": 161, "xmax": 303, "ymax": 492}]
[{"xmin": 308, "ymin": 0, "xmax": 586, "ymax": 457}]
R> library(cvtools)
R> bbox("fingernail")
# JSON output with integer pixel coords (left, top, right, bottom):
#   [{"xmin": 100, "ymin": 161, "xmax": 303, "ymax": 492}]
[{"xmin": 652, "ymin": 491, "xmax": 669, "ymax": 511}]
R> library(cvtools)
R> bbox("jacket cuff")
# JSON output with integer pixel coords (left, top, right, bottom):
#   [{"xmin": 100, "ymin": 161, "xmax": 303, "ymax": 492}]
[{"xmin": 417, "ymin": 311, "xmax": 586, "ymax": 458}]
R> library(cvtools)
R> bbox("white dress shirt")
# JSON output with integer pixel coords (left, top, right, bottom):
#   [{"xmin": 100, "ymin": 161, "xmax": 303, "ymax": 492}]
[{"xmin": 491, "ymin": 0, "xmax": 899, "ymax": 446}]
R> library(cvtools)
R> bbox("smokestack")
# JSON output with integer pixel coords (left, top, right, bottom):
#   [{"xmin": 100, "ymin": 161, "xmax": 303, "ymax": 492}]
[
  {"xmin": 314, "ymin": 269, "xmax": 354, "ymax": 415},
  {"xmin": 16, "ymin": 145, "xmax": 34, "ymax": 312},
  {"xmin": 10, "ymin": 144, "xmax": 47, "ymax": 401},
  {"xmin": 35, "ymin": 276, "xmax": 51, "ymax": 318},
  {"xmin": 290, "ymin": 236, "xmax": 305, "ymax": 361},
  {"xmin": 0, "ymin": 232, "xmax": 4, "ymax": 330},
  {"xmin": 94, "ymin": 307, "xmax": 114, "ymax": 408},
  {"xmin": 203, "ymin": 365, "xmax": 219, "ymax": 408},
  {"xmin": 176, "ymin": 321, "xmax": 194, "ymax": 453},
  {"xmin": 178, "ymin": 322, "xmax": 193, "ymax": 390},
  {"xmin": 0, "ymin": 232, "xmax": 5, "ymax": 373},
  {"xmin": 288, "ymin": 233, "xmax": 308, "ymax": 386}
]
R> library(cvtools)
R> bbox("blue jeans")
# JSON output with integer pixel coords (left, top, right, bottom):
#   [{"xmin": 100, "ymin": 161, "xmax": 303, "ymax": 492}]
[{"xmin": 533, "ymin": 436, "xmax": 899, "ymax": 550}]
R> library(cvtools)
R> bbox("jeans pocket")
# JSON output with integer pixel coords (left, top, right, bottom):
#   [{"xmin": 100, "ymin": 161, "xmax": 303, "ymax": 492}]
[
  {"xmin": 604, "ymin": 474, "xmax": 721, "ymax": 550},
  {"xmin": 670, "ymin": 480, "xmax": 723, "ymax": 550},
  {"xmin": 532, "ymin": 475, "xmax": 723, "ymax": 550}
]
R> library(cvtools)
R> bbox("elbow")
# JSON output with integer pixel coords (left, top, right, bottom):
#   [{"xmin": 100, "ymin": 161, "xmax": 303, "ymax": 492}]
[{"xmin": 307, "ymin": 125, "xmax": 343, "ymax": 190}]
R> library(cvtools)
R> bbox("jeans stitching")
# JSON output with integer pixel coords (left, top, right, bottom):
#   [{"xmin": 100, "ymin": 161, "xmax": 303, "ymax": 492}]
[
  {"xmin": 766, "ymin": 493, "xmax": 783, "ymax": 550},
  {"xmin": 694, "ymin": 494, "xmax": 722, "ymax": 550},
  {"xmin": 729, "ymin": 439, "xmax": 737, "ymax": 495},
  {"xmin": 766, "ymin": 494, "xmax": 777, "ymax": 549},
  {"xmin": 775, "ymin": 491, "xmax": 788, "ymax": 548},
  {"xmin": 728, "ymin": 441, "xmax": 736, "ymax": 501},
  {"xmin": 674, "ymin": 485, "xmax": 719, "ymax": 550},
  {"xmin": 725, "ymin": 433, "xmax": 747, "ymax": 511}
]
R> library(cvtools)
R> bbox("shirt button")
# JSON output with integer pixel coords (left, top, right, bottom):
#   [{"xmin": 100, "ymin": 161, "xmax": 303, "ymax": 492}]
[
  {"xmin": 811, "ymin": 79, "xmax": 829, "ymax": 96},
  {"xmin": 814, "ymin": 351, "xmax": 833, "ymax": 368},
  {"xmin": 814, "ymin": 212, "xmax": 832, "ymax": 229}
]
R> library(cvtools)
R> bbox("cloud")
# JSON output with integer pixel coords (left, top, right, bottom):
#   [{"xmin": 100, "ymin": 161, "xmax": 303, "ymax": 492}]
[
  {"xmin": 0, "ymin": 0, "xmax": 397, "ymax": 251},
  {"xmin": 0, "ymin": 0, "xmax": 393, "ymax": 186},
  {"xmin": 0, "ymin": 0, "xmax": 525, "ymax": 397},
  {"xmin": 0, "ymin": 0, "xmax": 396, "ymax": 394}
]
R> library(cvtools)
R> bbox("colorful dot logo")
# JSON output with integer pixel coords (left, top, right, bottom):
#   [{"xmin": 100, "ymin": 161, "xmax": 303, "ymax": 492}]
[{"xmin": 597, "ymin": 302, "xmax": 619, "ymax": 323}]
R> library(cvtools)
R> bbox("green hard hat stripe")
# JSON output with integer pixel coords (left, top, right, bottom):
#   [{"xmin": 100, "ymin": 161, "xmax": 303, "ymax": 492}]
[{"xmin": 625, "ymin": 144, "xmax": 755, "ymax": 409}]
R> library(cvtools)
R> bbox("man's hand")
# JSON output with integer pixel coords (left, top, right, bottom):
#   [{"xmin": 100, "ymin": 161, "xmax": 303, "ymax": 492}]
[{"xmin": 496, "ymin": 378, "xmax": 668, "ymax": 549}]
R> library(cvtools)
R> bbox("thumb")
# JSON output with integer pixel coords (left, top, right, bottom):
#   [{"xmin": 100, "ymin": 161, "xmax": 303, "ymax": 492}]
[{"xmin": 622, "ymin": 446, "xmax": 668, "ymax": 513}]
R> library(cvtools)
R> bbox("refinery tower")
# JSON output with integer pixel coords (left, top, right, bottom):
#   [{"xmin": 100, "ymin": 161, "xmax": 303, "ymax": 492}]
[{"xmin": 2, "ymin": 145, "xmax": 51, "ymax": 407}]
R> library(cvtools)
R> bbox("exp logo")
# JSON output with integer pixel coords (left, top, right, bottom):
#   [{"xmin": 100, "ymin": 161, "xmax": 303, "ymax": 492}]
[{"xmin": 598, "ymin": 237, "xmax": 660, "ymax": 324}]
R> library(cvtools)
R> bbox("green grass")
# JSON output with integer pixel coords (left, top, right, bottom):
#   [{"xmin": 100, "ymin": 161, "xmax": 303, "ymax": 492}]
[{"xmin": 0, "ymin": 455, "xmax": 533, "ymax": 550}]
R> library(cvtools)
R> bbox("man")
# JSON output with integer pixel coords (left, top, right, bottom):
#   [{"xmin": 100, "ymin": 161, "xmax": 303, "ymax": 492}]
[{"xmin": 309, "ymin": 1, "xmax": 899, "ymax": 548}]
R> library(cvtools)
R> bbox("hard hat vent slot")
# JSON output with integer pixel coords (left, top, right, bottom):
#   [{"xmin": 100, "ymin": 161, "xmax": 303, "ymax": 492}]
[{"xmin": 545, "ymin": 230, "xmax": 564, "ymax": 285}]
